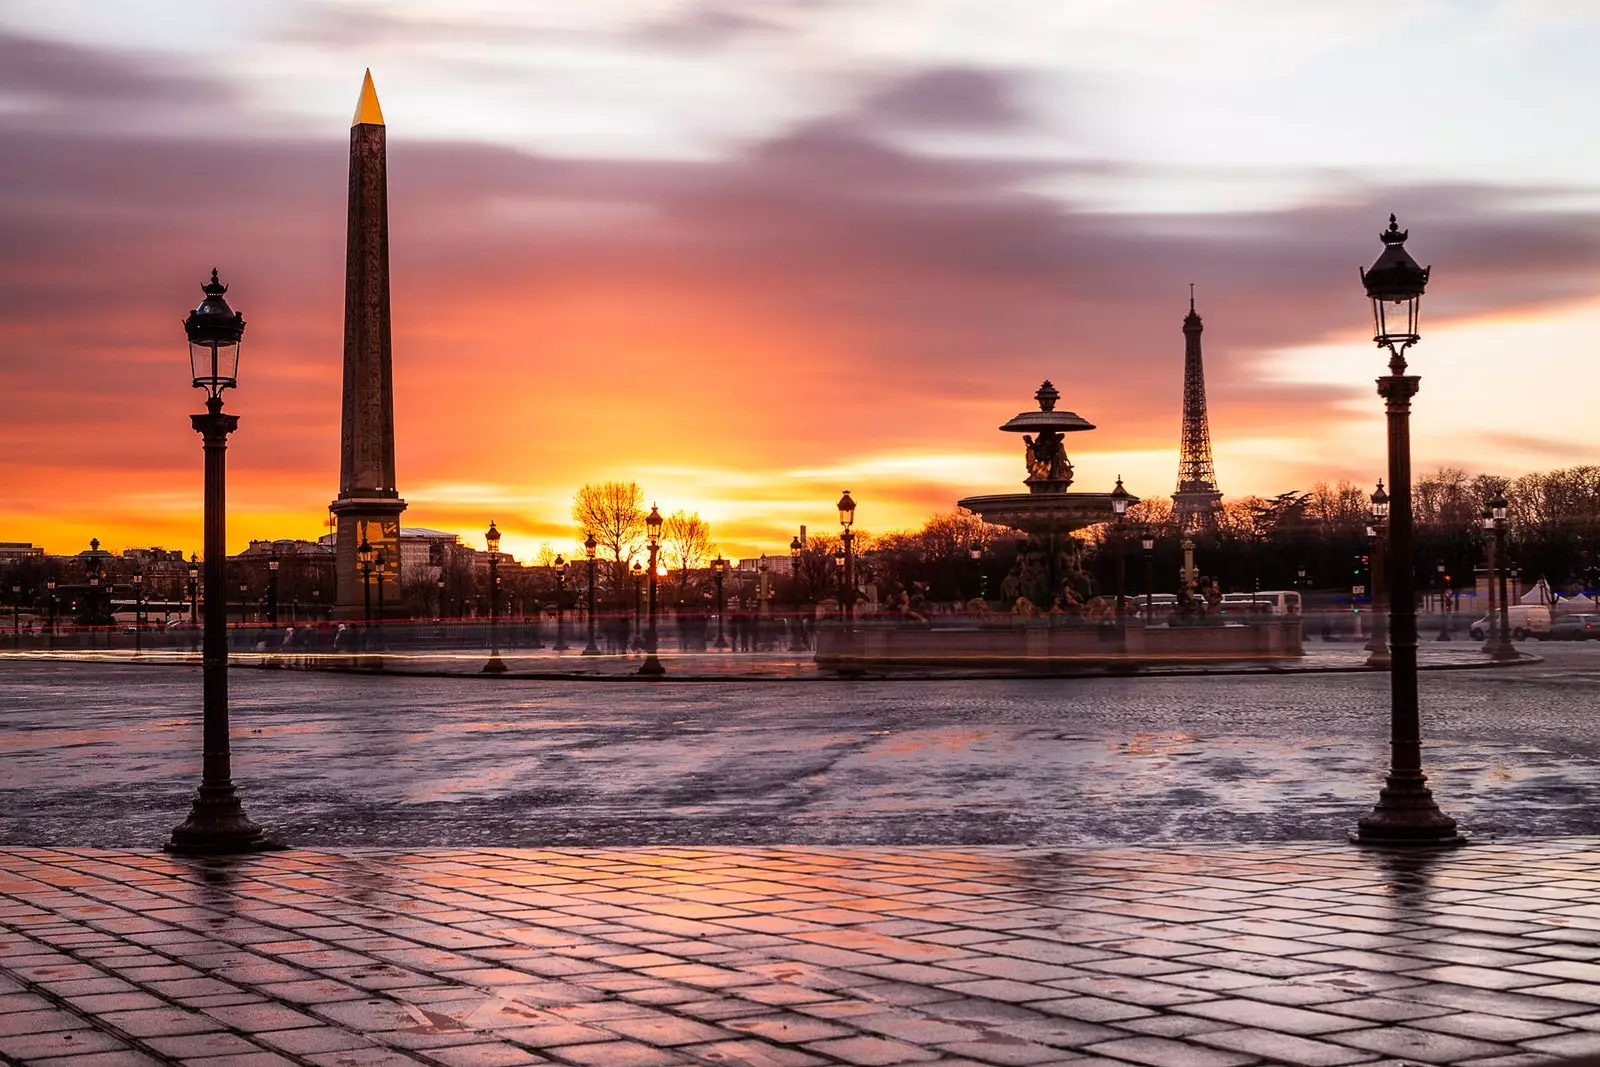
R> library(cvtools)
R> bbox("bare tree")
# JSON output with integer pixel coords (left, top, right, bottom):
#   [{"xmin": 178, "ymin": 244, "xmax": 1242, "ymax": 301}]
[
  {"xmin": 572, "ymin": 482, "xmax": 645, "ymax": 584},
  {"xmin": 662, "ymin": 511, "xmax": 714, "ymax": 596},
  {"xmin": 920, "ymin": 508, "xmax": 1007, "ymax": 558}
]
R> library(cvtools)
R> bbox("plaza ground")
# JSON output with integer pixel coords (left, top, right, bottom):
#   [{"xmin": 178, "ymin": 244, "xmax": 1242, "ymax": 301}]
[
  {"xmin": 7, "ymin": 647, "xmax": 1600, "ymax": 1065},
  {"xmin": 9, "ymin": 841, "xmax": 1600, "ymax": 1065}
]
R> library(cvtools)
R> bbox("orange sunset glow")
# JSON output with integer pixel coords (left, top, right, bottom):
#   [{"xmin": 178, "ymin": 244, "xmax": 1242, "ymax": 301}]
[{"xmin": 5, "ymin": 4, "xmax": 1600, "ymax": 562}]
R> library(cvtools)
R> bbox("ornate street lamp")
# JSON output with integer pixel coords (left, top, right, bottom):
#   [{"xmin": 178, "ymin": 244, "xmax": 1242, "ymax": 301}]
[
  {"xmin": 10, "ymin": 582, "xmax": 20, "ymax": 646},
  {"xmin": 267, "ymin": 548, "xmax": 280, "ymax": 626},
  {"xmin": 1434, "ymin": 560, "xmax": 1452, "ymax": 642},
  {"xmin": 640, "ymin": 505, "xmax": 665, "ymax": 676},
  {"xmin": 838, "ymin": 490, "xmax": 857, "ymax": 630},
  {"xmin": 357, "ymin": 537, "xmax": 375, "ymax": 628},
  {"xmin": 436, "ymin": 576, "xmax": 446, "ymax": 621},
  {"xmin": 188, "ymin": 554, "xmax": 199, "ymax": 625},
  {"xmin": 45, "ymin": 579, "xmax": 56, "ymax": 646},
  {"xmin": 631, "ymin": 560, "xmax": 644, "ymax": 652},
  {"xmin": 132, "ymin": 571, "xmax": 144, "ymax": 654},
  {"xmin": 1141, "ymin": 531, "xmax": 1155, "ymax": 625},
  {"xmin": 582, "ymin": 533, "xmax": 600, "ymax": 656},
  {"xmin": 166, "ymin": 269, "xmax": 274, "ymax": 854},
  {"xmin": 789, "ymin": 535, "xmax": 805, "ymax": 651},
  {"xmin": 373, "ymin": 550, "xmax": 387, "ymax": 651},
  {"xmin": 711, "ymin": 554, "xmax": 729, "ymax": 650},
  {"xmin": 1365, "ymin": 481, "xmax": 1391, "ymax": 669},
  {"xmin": 1110, "ymin": 476, "xmax": 1131, "ymax": 620},
  {"xmin": 1487, "ymin": 492, "xmax": 1516, "ymax": 662},
  {"xmin": 1351, "ymin": 216, "xmax": 1461, "ymax": 847},
  {"xmin": 554, "ymin": 555, "xmax": 569, "ymax": 651},
  {"xmin": 482, "ymin": 521, "xmax": 506, "ymax": 673}
]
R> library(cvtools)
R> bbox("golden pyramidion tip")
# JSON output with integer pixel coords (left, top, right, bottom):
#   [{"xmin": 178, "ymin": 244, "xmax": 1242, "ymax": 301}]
[{"xmin": 352, "ymin": 68, "xmax": 384, "ymax": 127}]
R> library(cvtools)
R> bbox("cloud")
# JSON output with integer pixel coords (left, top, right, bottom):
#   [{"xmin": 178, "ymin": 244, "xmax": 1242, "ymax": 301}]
[{"xmin": 860, "ymin": 67, "xmax": 1027, "ymax": 129}]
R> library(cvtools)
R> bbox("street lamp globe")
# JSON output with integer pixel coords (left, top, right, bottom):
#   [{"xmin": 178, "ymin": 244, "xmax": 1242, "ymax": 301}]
[
  {"xmin": 1110, "ymin": 475, "xmax": 1131, "ymax": 517},
  {"xmin": 837, "ymin": 490, "xmax": 856, "ymax": 529},
  {"xmin": 631, "ymin": 561, "xmax": 643, "ymax": 579},
  {"xmin": 555, "ymin": 555, "xmax": 566, "ymax": 576},
  {"xmin": 357, "ymin": 537, "xmax": 375, "ymax": 568},
  {"xmin": 1141, "ymin": 533, "xmax": 1155, "ymax": 553},
  {"xmin": 1370, "ymin": 480, "xmax": 1389, "ymax": 523},
  {"xmin": 1360, "ymin": 215, "xmax": 1430, "ymax": 348},
  {"xmin": 790, "ymin": 536, "xmax": 802, "ymax": 560},
  {"xmin": 185, "ymin": 269, "xmax": 246, "ymax": 400},
  {"xmin": 584, "ymin": 532, "xmax": 597, "ymax": 560},
  {"xmin": 969, "ymin": 543, "xmax": 982, "ymax": 561},
  {"xmin": 188, "ymin": 555, "xmax": 199, "ymax": 582},
  {"xmin": 645, "ymin": 504, "xmax": 663, "ymax": 547},
  {"xmin": 1491, "ymin": 491, "xmax": 1509, "ymax": 525},
  {"xmin": 1481, "ymin": 504, "xmax": 1495, "ymax": 531}
]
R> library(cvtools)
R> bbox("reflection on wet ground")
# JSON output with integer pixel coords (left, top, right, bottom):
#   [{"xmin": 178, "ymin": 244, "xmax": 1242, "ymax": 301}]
[
  {"xmin": 6, "ymin": 842, "xmax": 1600, "ymax": 1064},
  {"xmin": 4, "ymin": 649, "xmax": 1600, "ymax": 848}
]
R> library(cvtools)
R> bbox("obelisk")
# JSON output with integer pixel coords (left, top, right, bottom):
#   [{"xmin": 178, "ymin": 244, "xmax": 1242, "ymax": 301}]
[{"xmin": 331, "ymin": 70, "xmax": 407, "ymax": 619}]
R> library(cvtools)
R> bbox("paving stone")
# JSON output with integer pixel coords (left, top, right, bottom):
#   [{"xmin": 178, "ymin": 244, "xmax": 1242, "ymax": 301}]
[
  {"xmin": 803, "ymin": 1034, "xmax": 941, "ymax": 1064},
  {"xmin": 1082, "ymin": 1034, "xmax": 1257, "ymax": 1066},
  {"xmin": 1328, "ymin": 1024, "xmax": 1513, "ymax": 1063},
  {"xmin": 1190, "ymin": 1026, "xmax": 1379, "ymax": 1066}
]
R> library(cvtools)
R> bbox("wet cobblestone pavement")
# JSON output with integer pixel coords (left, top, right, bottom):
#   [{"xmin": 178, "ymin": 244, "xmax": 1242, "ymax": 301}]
[
  {"xmin": 0, "ymin": 649, "xmax": 1594, "ymax": 849},
  {"xmin": 8, "ymin": 842, "xmax": 1600, "ymax": 1065}
]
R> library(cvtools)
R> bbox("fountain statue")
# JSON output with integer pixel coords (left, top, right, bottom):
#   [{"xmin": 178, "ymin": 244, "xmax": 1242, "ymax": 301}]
[{"xmin": 958, "ymin": 381, "xmax": 1135, "ymax": 605}]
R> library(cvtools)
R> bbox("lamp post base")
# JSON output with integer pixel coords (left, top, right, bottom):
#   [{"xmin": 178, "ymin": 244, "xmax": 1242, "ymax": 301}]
[
  {"xmin": 482, "ymin": 653, "xmax": 507, "ymax": 674},
  {"xmin": 638, "ymin": 655, "xmax": 666, "ymax": 677},
  {"xmin": 1489, "ymin": 642, "xmax": 1520, "ymax": 663},
  {"xmin": 582, "ymin": 642, "xmax": 600, "ymax": 656},
  {"xmin": 1365, "ymin": 648, "xmax": 1391, "ymax": 669},
  {"xmin": 165, "ymin": 784, "xmax": 282, "ymax": 855},
  {"xmin": 1351, "ymin": 773, "xmax": 1465, "ymax": 847}
]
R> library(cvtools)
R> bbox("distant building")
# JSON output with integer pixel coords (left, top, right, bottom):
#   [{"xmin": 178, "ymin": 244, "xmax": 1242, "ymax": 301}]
[{"xmin": 0, "ymin": 542, "xmax": 44, "ymax": 561}]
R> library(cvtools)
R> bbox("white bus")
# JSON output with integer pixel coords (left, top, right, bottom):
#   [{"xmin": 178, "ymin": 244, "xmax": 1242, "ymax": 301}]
[{"xmin": 1221, "ymin": 590, "xmax": 1302, "ymax": 615}]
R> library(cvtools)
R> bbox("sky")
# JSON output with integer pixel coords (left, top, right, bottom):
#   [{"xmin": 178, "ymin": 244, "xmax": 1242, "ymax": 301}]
[{"xmin": 3, "ymin": 0, "xmax": 1600, "ymax": 562}]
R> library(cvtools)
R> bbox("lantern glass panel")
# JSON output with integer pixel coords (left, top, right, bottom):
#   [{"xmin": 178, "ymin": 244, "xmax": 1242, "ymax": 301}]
[{"xmin": 189, "ymin": 341, "xmax": 241, "ymax": 394}]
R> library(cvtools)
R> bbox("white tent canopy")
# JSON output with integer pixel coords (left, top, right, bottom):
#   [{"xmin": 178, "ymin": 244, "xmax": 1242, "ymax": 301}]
[{"xmin": 1520, "ymin": 578, "xmax": 1554, "ymax": 606}]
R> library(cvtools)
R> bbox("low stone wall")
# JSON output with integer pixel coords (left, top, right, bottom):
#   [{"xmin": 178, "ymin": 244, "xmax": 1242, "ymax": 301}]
[{"xmin": 815, "ymin": 617, "xmax": 1304, "ymax": 674}]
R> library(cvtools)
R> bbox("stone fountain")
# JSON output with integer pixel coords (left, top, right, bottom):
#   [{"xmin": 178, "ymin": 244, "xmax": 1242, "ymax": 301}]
[
  {"xmin": 957, "ymin": 380, "xmax": 1136, "ymax": 606},
  {"xmin": 813, "ymin": 379, "xmax": 1304, "ymax": 675}
]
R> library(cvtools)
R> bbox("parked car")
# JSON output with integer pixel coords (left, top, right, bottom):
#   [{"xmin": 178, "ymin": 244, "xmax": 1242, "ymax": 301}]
[
  {"xmin": 1468, "ymin": 604, "xmax": 1552, "ymax": 640},
  {"xmin": 1547, "ymin": 613, "xmax": 1600, "ymax": 641}
]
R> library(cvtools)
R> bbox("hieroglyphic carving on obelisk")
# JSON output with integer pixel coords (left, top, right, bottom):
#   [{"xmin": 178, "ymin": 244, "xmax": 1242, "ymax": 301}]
[{"xmin": 331, "ymin": 70, "xmax": 407, "ymax": 618}]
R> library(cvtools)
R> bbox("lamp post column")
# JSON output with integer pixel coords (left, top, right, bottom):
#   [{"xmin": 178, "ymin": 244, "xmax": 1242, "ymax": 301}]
[
  {"xmin": 1492, "ymin": 494, "xmax": 1516, "ymax": 661},
  {"xmin": 790, "ymin": 536, "xmax": 804, "ymax": 652},
  {"xmin": 132, "ymin": 573, "xmax": 144, "ymax": 655},
  {"xmin": 267, "ymin": 552, "xmax": 280, "ymax": 626},
  {"xmin": 374, "ymin": 551, "xmax": 386, "ymax": 652},
  {"xmin": 554, "ymin": 559, "xmax": 568, "ymax": 651},
  {"xmin": 483, "ymin": 522, "xmax": 506, "ymax": 673},
  {"xmin": 46, "ymin": 581, "xmax": 56, "ymax": 648},
  {"xmin": 583, "ymin": 534, "xmax": 600, "ymax": 656},
  {"xmin": 640, "ymin": 506, "xmax": 666, "ymax": 676},
  {"xmin": 1365, "ymin": 527, "xmax": 1390, "ymax": 669},
  {"xmin": 1352, "ymin": 216, "xmax": 1461, "ymax": 847},
  {"xmin": 1142, "ymin": 534, "xmax": 1155, "ymax": 626},
  {"xmin": 713, "ymin": 557, "xmax": 727, "ymax": 650},
  {"xmin": 168, "ymin": 397, "xmax": 270, "ymax": 853},
  {"xmin": 1435, "ymin": 562, "xmax": 1452, "ymax": 641},
  {"xmin": 10, "ymin": 583, "xmax": 19, "ymax": 648}
]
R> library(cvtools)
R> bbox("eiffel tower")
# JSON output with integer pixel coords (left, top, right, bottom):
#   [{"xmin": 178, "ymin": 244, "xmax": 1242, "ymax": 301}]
[{"xmin": 1173, "ymin": 286, "xmax": 1223, "ymax": 531}]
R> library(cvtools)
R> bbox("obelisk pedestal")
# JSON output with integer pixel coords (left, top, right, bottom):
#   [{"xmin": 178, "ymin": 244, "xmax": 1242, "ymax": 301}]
[{"xmin": 331, "ymin": 70, "xmax": 407, "ymax": 619}]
